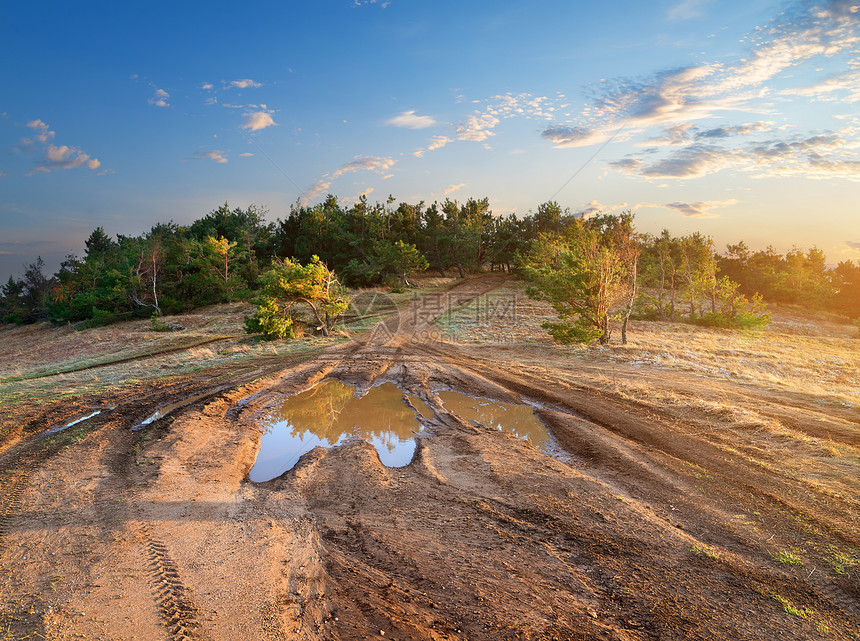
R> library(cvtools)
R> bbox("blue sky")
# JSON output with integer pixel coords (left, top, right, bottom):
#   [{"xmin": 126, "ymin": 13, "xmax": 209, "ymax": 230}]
[{"xmin": 2, "ymin": 0, "xmax": 859, "ymax": 282}]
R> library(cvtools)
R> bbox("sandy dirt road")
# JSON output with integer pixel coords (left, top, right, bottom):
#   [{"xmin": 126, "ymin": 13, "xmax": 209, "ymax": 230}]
[{"xmin": 0, "ymin": 276, "xmax": 857, "ymax": 640}]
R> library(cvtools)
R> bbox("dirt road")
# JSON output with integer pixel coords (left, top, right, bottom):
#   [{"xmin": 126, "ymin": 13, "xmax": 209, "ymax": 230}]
[{"xmin": 0, "ymin": 277, "xmax": 857, "ymax": 640}]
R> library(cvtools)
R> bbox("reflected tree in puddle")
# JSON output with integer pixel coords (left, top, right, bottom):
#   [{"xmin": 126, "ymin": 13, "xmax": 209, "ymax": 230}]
[
  {"xmin": 250, "ymin": 381, "xmax": 432, "ymax": 482},
  {"xmin": 437, "ymin": 390, "xmax": 551, "ymax": 450}
]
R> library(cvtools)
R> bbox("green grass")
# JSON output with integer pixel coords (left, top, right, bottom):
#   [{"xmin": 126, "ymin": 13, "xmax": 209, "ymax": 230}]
[
  {"xmin": 692, "ymin": 544, "xmax": 721, "ymax": 560},
  {"xmin": 774, "ymin": 595, "xmax": 813, "ymax": 618},
  {"xmin": 826, "ymin": 545, "xmax": 859, "ymax": 576},
  {"xmin": 770, "ymin": 549, "xmax": 803, "ymax": 566}
]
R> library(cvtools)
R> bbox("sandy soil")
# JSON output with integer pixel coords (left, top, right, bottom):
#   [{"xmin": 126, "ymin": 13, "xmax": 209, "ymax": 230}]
[{"xmin": 0, "ymin": 276, "xmax": 858, "ymax": 640}]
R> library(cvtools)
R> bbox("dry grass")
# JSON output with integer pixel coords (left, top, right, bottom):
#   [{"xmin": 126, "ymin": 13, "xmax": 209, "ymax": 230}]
[
  {"xmin": 434, "ymin": 279, "xmax": 860, "ymax": 503},
  {"xmin": 0, "ymin": 277, "xmax": 458, "ymax": 416},
  {"xmin": 436, "ymin": 280, "xmax": 860, "ymax": 406}
]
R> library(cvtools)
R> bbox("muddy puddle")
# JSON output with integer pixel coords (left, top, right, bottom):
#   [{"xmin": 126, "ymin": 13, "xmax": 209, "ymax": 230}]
[
  {"xmin": 249, "ymin": 381, "xmax": 433, "ymax": 482},
  {"xmin": 437, "ymin": 390, "xmax": 550, "ymax": 447},
  {"xmin": 437, "ymin": 390, "xmax": 579, "ymax": 465}
]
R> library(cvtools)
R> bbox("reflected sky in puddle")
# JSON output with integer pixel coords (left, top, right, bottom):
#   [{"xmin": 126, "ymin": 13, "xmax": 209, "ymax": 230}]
[
  {"xmin": 437, "ymin": 390, "xmax": 551, "ymax": 450},
  {"xmin": 250, "ymin": 381, "xmax": 433, "ymax": 482}
]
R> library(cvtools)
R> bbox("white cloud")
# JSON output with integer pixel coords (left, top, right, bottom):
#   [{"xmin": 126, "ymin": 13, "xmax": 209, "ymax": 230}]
[
  {"xmin": 304, "ymin": 180, "xmax": 333, "ymax": 201},
  {"xmin": 241, "ymin": 111, "xmax": 276, "ymax": 131},
  {"xmin": 457, "ymin": 113, "xmax": 500, "ymax": 141},
  {"xmin": 443, "ymin": 183, "xmax": 466, "ymax": 195},
  {"xmin": 573, "ymin": 200, "xmax": 628, "ymax": 218},
  {"xmin": 779, "ymin": 68, "xmax": 860, "ymax": 102},
  {"xmin": 612, "ymin": 129, "xmax": 860, "ymax": 181},
  {"xmin": 45, "ymin": 144, "xmax": 101, "ymax": 170},
  {"xmin": 239, "ymin": 152, "xmax": 254, "ymax": 157},
  {"xmin": 148, "ymin": 87, "xmax": 169, "ymax": 108},
  {"xmin": 332, "ymin": 156, "xmax": 396, "ymax": 178},
  {"xmin": 304, "ymin": 156, "xmax": 397, "ymax": 202},
  {"xmin": 542, "ymin": 0, "xmax": 860, "ymax": 180},
  {"xmin": 201, "ymin": 83, "xmax": 214, "ymax": 90},
  {"xmin": 413, "ymin": 135, "xmax": 453, "ymax": 157},
  {"xmin": 387, "ymin": 110, "xmax": 436, "ymax": 129},
  {"xmin": 193, "ymin": 150, "xmax": 228, "ymax": 164},
  {"xmin": 228, "ymin": 79, "xmax": 262, "ymax": 89},
  {"xmin": 17, "ymin": 120, "xmax": 103, "ymax": 175},
  {"xmin": 26, "ymin": 119, "xmax": 55, "ymax": 143}
]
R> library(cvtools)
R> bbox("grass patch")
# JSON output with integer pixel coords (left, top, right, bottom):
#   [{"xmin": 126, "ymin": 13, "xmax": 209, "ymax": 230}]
[
  {"xmin": 691, "ymin": 544, "xmax": 721, "ymax": 560},
  {"xmin": 826, "ymin": 545, "xmax": 859, "ymax": 576},
  {"xmin": 774, "ymin": 595, "xmax": 813, "ymax": 618},
  {"xmin": 770, "ymin": 550, "xmax": 804, "ymax": 566}
]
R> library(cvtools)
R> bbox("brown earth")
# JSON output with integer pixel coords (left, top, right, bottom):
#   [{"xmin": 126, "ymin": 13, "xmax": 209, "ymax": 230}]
[{"xmin": 0, "ymin": 276, "xmax": 858, "ymax": 640}]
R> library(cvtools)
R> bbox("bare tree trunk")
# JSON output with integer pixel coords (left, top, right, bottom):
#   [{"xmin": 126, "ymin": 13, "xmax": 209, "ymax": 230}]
[{"xmin": 621, "ymin": 254, "xmax": 638, "ymax": 345}]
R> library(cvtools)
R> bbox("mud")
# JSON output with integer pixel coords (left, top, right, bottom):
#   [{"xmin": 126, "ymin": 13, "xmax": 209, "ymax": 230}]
[{"xmin": 0, "ymin": 276, "xmax": 858, "ymax": 640}]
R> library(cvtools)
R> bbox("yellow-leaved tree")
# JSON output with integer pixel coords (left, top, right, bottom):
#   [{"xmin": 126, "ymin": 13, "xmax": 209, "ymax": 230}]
[{"xmin": 245, "ymin": 256, "xmax": 350, "ymax": 339}]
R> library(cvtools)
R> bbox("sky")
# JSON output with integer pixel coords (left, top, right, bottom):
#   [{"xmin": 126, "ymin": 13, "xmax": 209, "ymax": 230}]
[{"xmin": 1, "ymin": 0, "xmax": 859, "ymax": 282}]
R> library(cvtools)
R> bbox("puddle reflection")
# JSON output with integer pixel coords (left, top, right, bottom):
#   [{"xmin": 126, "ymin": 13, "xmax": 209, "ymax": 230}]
[
  {"xmin": 250, "ymin": 381, "xmax": 433, "ymax": 482},
  {"xmin": 437, "ymin": 390, "xmax": 551, "ymax": 450}
]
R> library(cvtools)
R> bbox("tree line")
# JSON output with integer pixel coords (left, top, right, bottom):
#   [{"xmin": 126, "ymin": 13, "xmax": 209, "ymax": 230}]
[{"xmin": 1, "ymin": 197, "xmax": 858, "ymax": 342}]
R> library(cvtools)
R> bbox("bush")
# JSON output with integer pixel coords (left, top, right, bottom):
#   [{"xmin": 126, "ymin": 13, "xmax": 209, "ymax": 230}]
[
  {"xmin": 244, "ymin": 297, "xmax": 295, "ymax": 340},
  {"xmin": 244, "ymin": 256, "xmax": 350, "ymax": 340}
]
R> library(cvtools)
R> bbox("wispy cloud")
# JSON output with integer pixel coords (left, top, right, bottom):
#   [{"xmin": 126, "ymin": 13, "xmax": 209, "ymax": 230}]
[
  {"xmin": 305, "ymin": 156, "xmax": 397, "ymax": 202},
  {"xmin": 545, "ymin": 0, "xmax": 860, "ymax": 182},
  {"xmin": 228, "ymin": 79, "xmax": 262, "ymax": 89},
  {"xmin": 609, "ymin": 123, "xmax": 860, "ymax": 180},
  {"xmin": 573, "ymin": 200, "xmax": 628, "ymax": 218},
  {"xmin": 659, "ymin": 199, "xmax": 738, "ymax": 218},
  {"xmin": 17, "ymin": 120, "xmax": 102, "ymax": 175},
  {"xmin": 542, "ymin": 126, "xmax": 609, "ymax": 148},
  {"xmin": 443, "ymin": 183, "xmax": 466, "ymax": 195},
  {"xmin": 353, "ymin": 0, "xmax": 391, "ymax": 7},
  {"xmin": 413, "ymin": 135, "xmax": 452, "ymax": 157},
  {"xmin": 387, "ymin": 110, "xmax": 436, "ymax": 129},
  {"xmin": 667, "ymin": 0, "xmax": 709, "ymax": 21},
  {"xmin": 457, "ymin": 114, "xmax": 499, "ymax": 142},
  {"xmin": 192, "ymin": 150, "xmax": 228, "ymax": 164},
  {"xmin": 331, "ymin": 156, "xmax": 395, "ymax": 178},
  {"xmin": 696, "ymin": 122, "xmax": 772, "ymax": 139},
  {"xmin": 779, "ymin": 67, "xmax": 860, "ymax": 103}
]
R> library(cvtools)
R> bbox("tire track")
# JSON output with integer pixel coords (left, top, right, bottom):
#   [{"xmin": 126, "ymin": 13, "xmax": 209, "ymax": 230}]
[
  {"xmin": 0, "ymin": 467, "xmax": 30, "ymax": 539},
  {"xmin": 140, "ymin": 523, "xmax": 210, "ymax": 641}
]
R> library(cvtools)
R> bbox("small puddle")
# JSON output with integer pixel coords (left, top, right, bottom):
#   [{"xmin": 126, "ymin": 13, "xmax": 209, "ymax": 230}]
[
  {"xmin": 132, "ymin": 389, "xmax": 225, "ymax": 431},
  {"xmin": 249, "ymin": 381, "xmax": 433, "ymax": 482},
  {"xmin": 44, "ymin": 410, "xmax": 102, "ymax": 436}
]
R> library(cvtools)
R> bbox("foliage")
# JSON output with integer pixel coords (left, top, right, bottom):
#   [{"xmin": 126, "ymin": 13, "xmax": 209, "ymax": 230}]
[
  {"xmin": 245, "ymin": 256, "xmax": 350, "ymax": 339},
  {"xmin": 150, "ymin": 312, "xmax": 173, "ymax": 332},
  {"xmin": 0, "ymin": 194, "xmax": 854, "ymax": 332},
  {"xmin": 519, "ymin": 211, "xmax": 638, "ymax": 345},
  {"xmin": 638, "ymin": 231, "xmax": 770, "ymax": 329}
]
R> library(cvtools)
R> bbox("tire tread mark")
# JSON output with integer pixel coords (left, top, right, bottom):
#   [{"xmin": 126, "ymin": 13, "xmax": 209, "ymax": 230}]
[{"xmin": 140, "ymin": 524, "xmax": 209, "ymax": 641}]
